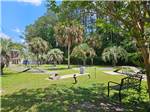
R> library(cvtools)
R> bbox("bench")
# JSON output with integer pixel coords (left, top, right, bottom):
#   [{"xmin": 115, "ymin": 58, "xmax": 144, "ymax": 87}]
[{"xmin": 108, "ymin": 74, "xmax": 142, "ymax": 102}]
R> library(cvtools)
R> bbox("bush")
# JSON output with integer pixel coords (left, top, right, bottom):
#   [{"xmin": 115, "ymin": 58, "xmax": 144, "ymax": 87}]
[{"xmin": 127, "ymin": 52, "xmax": 144, "ymax": 68}]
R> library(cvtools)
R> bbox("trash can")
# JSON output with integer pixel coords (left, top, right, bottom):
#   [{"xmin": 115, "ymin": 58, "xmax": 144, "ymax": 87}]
[{"xmin": 80, "ymin": 66, "xmax": 85, "ymax": 74}]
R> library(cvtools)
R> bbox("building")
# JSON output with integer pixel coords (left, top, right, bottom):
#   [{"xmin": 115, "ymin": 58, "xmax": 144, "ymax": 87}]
[{"xmin": 10, "ymin": 49, "xmax": 20, "ymax": 64}]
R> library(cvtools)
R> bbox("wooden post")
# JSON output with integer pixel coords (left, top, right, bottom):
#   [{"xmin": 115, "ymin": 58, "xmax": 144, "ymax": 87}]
[
  {"xmin": 88, "ymin": 73, "xmax": 90, "ymax": 79},
  {"xmin": 73, "ymin": 74, "xmax": 77, "ymax": 84}
]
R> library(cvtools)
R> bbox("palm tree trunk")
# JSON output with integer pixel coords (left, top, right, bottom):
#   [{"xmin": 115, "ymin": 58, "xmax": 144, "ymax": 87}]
[
  {"xmin": 1, "ymin": 62, "xmax": 5, "ymax": 75},
  {"xmin": 83, "ymin": 59, "xmax": 86, "ymax": 66},
  {"xmin": 112, "ymin": 60, "xmax": 116, "ymax": 67},
  {"xmin": 1, "ymin": 68, "xmax": 3, "ymax": 75},
  {"xmin": 54, "ymin": 61, "xmax": 57, "ymax": 67},
  {"xmin": 1, "ymin": 69, "xmax": 3, "ymax": 75},
  {"xmin": 37, "ymin": 54, "xmax": 39, "ymax": 66},
  {"xmin": 68, "ymin": 44, "xmax": 71, "ymax": 69},
  {"xmin": 5, "ymin": 56, "xmax": 10, "ymax": 67},
  {"xmin": 6, "ymin": 60, "xmax": 9, "ymax": 67},
  {"xmin": 91, "ymin": 58, "xmax": 93, "ymax": 65}
]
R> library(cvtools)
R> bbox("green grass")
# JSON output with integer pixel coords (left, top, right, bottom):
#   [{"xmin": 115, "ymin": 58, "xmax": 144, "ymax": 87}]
[
  {"xmin": 1, "ymin": 65, "xmax": 149, "ymax": 112},
  {"xmin": 1, "ymin": 65, "xmax": 123, "ymax": 94}
]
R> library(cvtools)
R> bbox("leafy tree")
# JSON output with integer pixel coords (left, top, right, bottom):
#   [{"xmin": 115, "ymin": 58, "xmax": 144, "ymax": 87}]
[
  {"xmin": 25, "ymin": 0, "xmax": 150, "ymax": 97},
  {"xmin": 54, "ymin": 21, "xmax": 84, "ymax": 68},
  {"xmin": 95, "ymin": 1, "xmax": 150, "ymax": 97},
  {"xmin": 47, "ymin": 48, "xmax": 64, "ymax": 66},
  {"xmin": 9, "ymin": 43, "xmax": 26, "ymax": 59},
  {"xmin": 86, "ymin": 33, "xmax": 102, "ymax": 49},
  {"xmin": 25, "ymin": 11, "xmax": 57, "ymax": 48},
  {"xmin": 46, "ymin": 0, "xmax": 60, "ymax": 13},
  {"xmin": 102, "ymin": 46, "xmax": 128, "ymax": 66},
  {"xmin": 128, "ymin": 52, "xmax": 144, "ymax": 68},
  {"xmin": 28, "ymin": 37, "xmax": 49, "ymax": 65},
  {"xmin": 88, "ymin": 47, "xmax": 96, "ymax": 65},
  {"xmin": 71, "ymin": 43, "xmax": 96, "ymax": 65},
  {"xmin": 47, "ymin": 1, "xmax": 97, "ymax": 33},
  {"xmin": 86, "ymin": 33, "xmax": 102, "ymax": 57}
]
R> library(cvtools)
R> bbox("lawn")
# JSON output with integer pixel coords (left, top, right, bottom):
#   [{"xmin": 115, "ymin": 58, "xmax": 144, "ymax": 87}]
[{"xmin": 1, "ymin": 64, "xmax": 149, "ymax": 112}]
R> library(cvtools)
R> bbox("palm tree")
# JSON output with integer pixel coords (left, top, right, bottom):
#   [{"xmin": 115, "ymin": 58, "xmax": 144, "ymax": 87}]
[
  {"xmin": 86, "ymin": 33, "xmax": 102, "ymax": 49},
  {"xmin": 28, "ymin": 37, "xmax": 48, "ymax": 65},
  {"xmin": 47, "ymin": 48, "xmax": 64, "ymax": 66},
  {"xmin": 88, "ymin": 47, "xmax": 96, "ymax": 65},
  {"xmin": 54, "ymin": 21, "xmax": 83, "ymax": 68},
  {"xmin": 0, "ymin": 37, "xmax": 28, "ymax": 75},
  {"xmin": 102, "ymin": 46, "xmax": 128, "ymax": 66},
  {"xmin": 9, "ymin": 43, "xmax": 25, "ymax": 59},
  {"xmin": 0, "ymin": 38, "xmax": 11, "ymax": 75},
  {"xmin": 71, "ymin": 43, "xmax": 96, "ymax": 66}
]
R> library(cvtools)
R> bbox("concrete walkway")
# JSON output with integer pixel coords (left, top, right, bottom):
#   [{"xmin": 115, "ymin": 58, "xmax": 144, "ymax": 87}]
[
  {"xmin": 103, "ymin": 71, "xmax": 124, "ymax": 75},
  {"xmin": 46, "ymin": 73, "xmax": 90, "ymax": 80},
  {"xmin": 103, "ymin": 71, "xmax": 147, "ymax": 81},
  {"xmin": 0, "ymin": 89, "xmax": 4, "ymax": 95},
  {"xmin": 60, "ymin": 73, "xmax": 90, "ymax": 79},
  {"xmin": 97, "ymin": 67, "xmax": 114, "ymax": 71}
]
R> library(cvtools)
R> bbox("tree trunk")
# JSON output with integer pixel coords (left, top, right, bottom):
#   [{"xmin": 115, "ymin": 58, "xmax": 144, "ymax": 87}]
[
  {"xmin": 37, "ymin": 54, "xmax": 39, "ymax": 66},
  {"xmin": 147, "ymin": 74, "xmax": 150, "ymax": 98},
  {"xmin": 5, "ymin": 56, "xmax": 9, "ymax": 67},
  {"xmin": 68, "ymin": 44, "xmax": 71, "ymax": 69},
  {"xmin": 103, "ymin": 1, "xmax": 150, "ymax": 98},
  {"xmin": 1, "ymin": 68, "xmax": 3, "ymax": 75},
  {"xmin": 145, "ymin": 64, "xmax": 150, "ymax": 99},
  {"xmin": 83, "ymin": 59, "xmax": 86, "ymax": 66},
  {"xmin": 1, "ymin": 67, "xmax": 3, "ymax": 75},
  {"xmin": 112, "ymin": 60, "xmax": 116, "ymax": 67},
  {"xmin": 1, "ymin": 62, "xmax": 5, "ymax": 75},
  {"xmin": 6, "ymin": 60, "xmax": 9, "ymax": 67},
  {"xmin": 54, "ymin": 61, "xmax": 57, "ymax": 67},
  {"xmin": 91, "ymin": 58, "xmax": 93, "ymax": 65},
  {"xmin": 139, "ymin": 38, "xmax": 150, "ymax": 99}
]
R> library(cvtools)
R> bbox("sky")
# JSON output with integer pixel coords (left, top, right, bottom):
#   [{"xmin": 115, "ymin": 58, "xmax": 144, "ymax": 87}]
[{"xmin": 1, "ymin": 0, "xmax": 60, "ymax": 43}]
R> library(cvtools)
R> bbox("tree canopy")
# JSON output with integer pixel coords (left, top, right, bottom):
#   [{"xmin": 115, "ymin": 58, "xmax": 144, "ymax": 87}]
[
  {"xmin": 47, "ymin": 48, "xmax": 64, "ymax": 66},
  {"xmin": 71, "ymin": 43, "xmax": 96, "ymax": 65},
  {"xmin": 23, "ymin": 0, "xmax": 150, "ymax": 97}
]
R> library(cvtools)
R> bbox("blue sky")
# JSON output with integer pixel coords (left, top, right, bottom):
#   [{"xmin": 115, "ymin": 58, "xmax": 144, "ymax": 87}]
[{"xmin": 1, "ymin": 0, "xmax": 61, "ymax": 43}]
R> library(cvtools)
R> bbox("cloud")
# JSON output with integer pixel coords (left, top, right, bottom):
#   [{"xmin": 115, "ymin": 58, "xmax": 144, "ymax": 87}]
[
  {"xmin": 12, "ymin": 28, "xmax": 22, "ymax": 34},
  {"xmin": 0, "ymin": 32, "xmax": 11, "ymax": 39},
  {"xmin": 20, "ymin": 38, "xmax": 25, "ymax": 43},
  {"xmin": 17, "ymin": 0, "xmax": 42, "ymax": 6}
]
